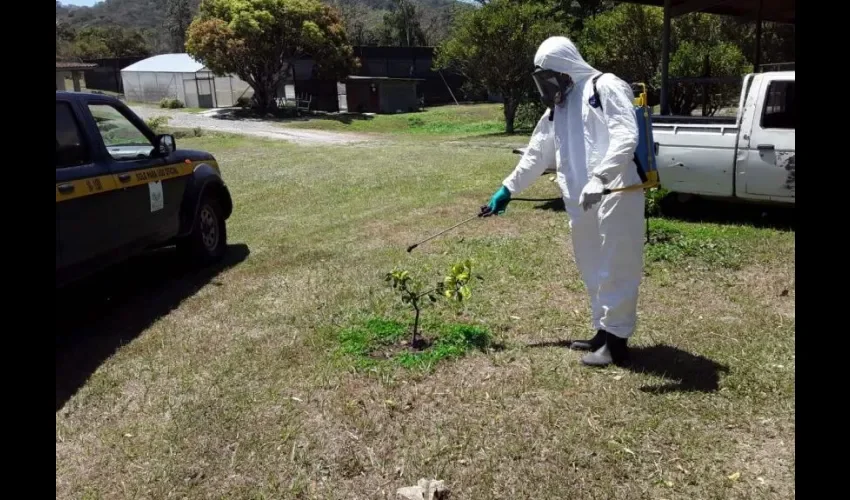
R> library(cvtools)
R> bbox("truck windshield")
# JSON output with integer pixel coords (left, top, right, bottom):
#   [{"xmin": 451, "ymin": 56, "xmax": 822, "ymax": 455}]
[{"xmin": 88, "ymin": 104, "xmax": 155, "ymax": 160}]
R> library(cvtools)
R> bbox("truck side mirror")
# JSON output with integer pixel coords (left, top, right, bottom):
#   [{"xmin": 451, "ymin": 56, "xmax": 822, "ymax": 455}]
[{"xmin": 155, "ymin": 134, "xmax": 176, "ymax": 156}]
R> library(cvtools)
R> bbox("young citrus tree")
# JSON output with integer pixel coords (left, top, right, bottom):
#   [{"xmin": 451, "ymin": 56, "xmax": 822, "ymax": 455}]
[{"xmin": 386, "ymin": 260, "xmax": 476, "ymax": 347}]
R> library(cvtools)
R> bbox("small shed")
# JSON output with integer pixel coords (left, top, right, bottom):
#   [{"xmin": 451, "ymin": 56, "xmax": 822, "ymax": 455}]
[
  {"xmin": 338, "ymin": 76, "xmax": 423, "ymax": 114},
  {"xmin": 120, "ymin": 53, "xmax": 253, "ymax": 108},
  {"xmin": 56, "ymin": 61, "xmax": 97, "ymax": 92}
]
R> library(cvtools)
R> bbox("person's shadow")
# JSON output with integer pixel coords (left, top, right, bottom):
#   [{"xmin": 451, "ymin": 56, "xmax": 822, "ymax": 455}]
[
  {"xmin": 627, "ymin": 344, "xmax": 729, "ymax": 393},
  {"xmin": 527, "ymin": 340, "xmax": 728, "ymax": 393}
]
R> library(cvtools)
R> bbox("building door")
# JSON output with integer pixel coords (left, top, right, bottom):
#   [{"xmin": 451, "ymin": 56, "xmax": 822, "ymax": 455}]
[
  {"xmin": 197, "ymin": 77, "xmax": 215, "ymax": 108},
  {"xmin": 369, "ymin": 83, "xmax": 379, "ymax": 113}
]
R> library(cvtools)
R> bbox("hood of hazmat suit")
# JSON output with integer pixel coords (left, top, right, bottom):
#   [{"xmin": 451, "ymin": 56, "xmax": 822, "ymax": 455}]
[
  {"xmin": 533, "ymin": 36, "xmax": 598, "ymax": 85},
  {"xmin": 501, "ymin": 36, "xmax": 645, "ymax": 340}
]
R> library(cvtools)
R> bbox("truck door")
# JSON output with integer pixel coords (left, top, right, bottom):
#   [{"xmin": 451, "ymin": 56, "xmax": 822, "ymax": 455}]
[
  {"xmin": 739, "ymin": 75, "xmax": 796, "ymax": 200},
  {"xmin": 56, "ymin": 100, "xmax": 119, "ymax": 272},
  {"xmin": 84, "ymin": 102, "xmax": 180, "ymax": 248}
]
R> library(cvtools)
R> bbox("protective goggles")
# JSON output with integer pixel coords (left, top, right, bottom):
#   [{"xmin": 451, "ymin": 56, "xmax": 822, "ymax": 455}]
[{"xmin": 532, "ymin": 67, "xmax": 573, "ymax": 109}]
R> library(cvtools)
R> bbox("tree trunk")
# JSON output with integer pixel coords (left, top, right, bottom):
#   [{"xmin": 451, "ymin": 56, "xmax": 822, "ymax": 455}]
[
  {"xmin": 252, "ymin": 78, "xmax": 278, "ymax": 113},
  {"xmin": 412, "ymin": 302, "xmax": 420, "ymax": 344},
  {"xmin": 503, "ymin": 96, "xmax": 518, "ymax": 134}
]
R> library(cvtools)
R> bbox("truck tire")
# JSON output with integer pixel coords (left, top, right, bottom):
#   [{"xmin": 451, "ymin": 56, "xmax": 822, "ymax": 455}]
[{"xmin": 178, "ymin": 195, "xmax": 227, "ymax": 265}]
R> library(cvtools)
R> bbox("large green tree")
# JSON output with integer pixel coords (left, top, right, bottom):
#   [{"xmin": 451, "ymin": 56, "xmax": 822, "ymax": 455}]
[
  {"xmin": 56, "ymin": 21, "xmax": 76, "ymax": 57},
  {"xmin": 717, "ymin": 17, "xmax": 795, "ymax": 69},
  {"xmin": 380, "ymin": 0, "xmax": 427, "ymax": 47},
  {"xmin": 186, "ymin": 0, "xmax": 358, "ymax": 111},
  {"xmin": 164, "ymin": 0, "xmax": 198, "ymax": 52},
  {"xmin": 435, "ymin": 0, "xmax": 564, "ymax": 133},
  {"xmin": 66, "ymin": 26, "xmax": 152, "ymax": 59},
  {"xmin": 578, "ymin": 4, "xmax": 663, "ymax": 94},
  {"xmin": 579, "ymin": 4, "xmax": 752, "ymax": 115}
]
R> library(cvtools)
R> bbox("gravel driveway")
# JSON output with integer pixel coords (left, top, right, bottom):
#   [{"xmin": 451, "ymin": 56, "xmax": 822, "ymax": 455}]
[{"xmin": 130, "ymin": 106, "xmax": 372, "ymax": 146}]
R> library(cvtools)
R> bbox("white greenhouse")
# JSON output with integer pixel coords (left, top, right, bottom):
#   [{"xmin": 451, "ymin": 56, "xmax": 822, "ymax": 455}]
[{"xmin": 121, "ymin": 53, "xmax": 253, "ymax": 108}]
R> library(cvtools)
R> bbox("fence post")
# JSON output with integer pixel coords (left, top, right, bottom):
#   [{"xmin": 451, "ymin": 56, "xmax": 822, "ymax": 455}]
[
  {"xmin": 701, "ymin": 54, "xmax": 710, "ymax": 116},
  {"xmin": 660, "ymin": 0, "xmax": 672, "ymax": 115}
]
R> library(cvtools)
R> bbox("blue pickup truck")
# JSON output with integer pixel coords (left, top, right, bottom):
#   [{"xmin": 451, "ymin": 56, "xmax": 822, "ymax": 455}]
[{"xmin": 56, "ymin": 92, "xmax": 233, "ymax": 287}]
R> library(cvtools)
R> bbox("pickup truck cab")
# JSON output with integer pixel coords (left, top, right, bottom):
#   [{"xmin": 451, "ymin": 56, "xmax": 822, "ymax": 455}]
[
  {"xmin": 653, "ymin": 71, "xmax": 795, "ymax": 204},
  {"xmin": 56, "ymin": 91, "xmax": 233, "ymax": 288}
]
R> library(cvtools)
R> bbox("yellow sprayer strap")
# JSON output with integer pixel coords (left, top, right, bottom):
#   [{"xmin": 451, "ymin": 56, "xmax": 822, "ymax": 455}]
[{"xmin": 603, "ymin": 172, "xmax": 660, "ymax": 194}]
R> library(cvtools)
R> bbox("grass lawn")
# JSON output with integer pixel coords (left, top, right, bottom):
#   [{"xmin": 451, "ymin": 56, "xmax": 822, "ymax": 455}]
[{"xmin": 56, "ymin": 106, "xmax": 795, "ymax": 499}]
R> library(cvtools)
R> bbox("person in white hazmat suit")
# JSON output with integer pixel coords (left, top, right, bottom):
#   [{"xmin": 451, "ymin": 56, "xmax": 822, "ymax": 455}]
[{"xmin": 480, "ymin": 36, "xmax": 644, "ymax": 367}]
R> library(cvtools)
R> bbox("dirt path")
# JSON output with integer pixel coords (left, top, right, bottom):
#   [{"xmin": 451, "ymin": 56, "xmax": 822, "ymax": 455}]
[{"xmin": 130, "ymin": 106, "xmax": 373, "ymax": 146}]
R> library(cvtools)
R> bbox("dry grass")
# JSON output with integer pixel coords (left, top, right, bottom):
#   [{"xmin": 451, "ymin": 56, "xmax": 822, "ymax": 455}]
[{"xmin": 56, "ymin": 121, "xmax": 794, "ymax": 499}]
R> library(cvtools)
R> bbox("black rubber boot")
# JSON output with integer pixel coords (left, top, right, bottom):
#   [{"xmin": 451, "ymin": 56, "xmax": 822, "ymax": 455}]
[
  {"xmin": 570, "ymin": 329, "xmax": 606, "ymax": 352},
  {"xmin": 581, "ymin": 331, "xmax": 631, "ymax": 367}
]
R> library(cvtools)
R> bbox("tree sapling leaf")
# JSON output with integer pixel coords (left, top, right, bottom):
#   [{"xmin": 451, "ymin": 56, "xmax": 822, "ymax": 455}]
[{"xmin": 385, "ymin": 261, "xmax": 482, "ymax": 346}]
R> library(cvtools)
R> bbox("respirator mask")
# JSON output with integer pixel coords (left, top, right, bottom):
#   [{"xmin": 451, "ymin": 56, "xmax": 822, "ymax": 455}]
[{"xmin": 532, "ymin": 67, "xmax": 573, "ymax": 116}]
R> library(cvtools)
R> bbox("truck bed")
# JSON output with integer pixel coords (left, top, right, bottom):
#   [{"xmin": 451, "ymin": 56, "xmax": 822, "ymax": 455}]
[
  {"xmin": 652, "ymin": 120, "xmax": 739, "ymax": 197},
  {"xmin": 652, "ymin": 115, "xmax": 737, "ymax": 125}
]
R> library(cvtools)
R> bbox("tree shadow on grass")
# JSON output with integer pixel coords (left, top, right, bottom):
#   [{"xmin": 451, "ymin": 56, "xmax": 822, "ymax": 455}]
[
  {"xmin": 659, "ymin": 195, "xmax": 795, "ymax": 231},
  {"xmin": 525, "ymin": 193, "xmax": 795, "ymax": 231},
  {"xmin": 526, "ymin": 340, "xmax": 728, "ymax": 394},
  {"xmin": 208, "ymin": 108, "xmax": 376, "ymax": 125},
  {"xmin": 286, "ymin": 113, "xmax": 376, "ymax": 125},
  {"xmin": 55, "ymin": 244, "xmax": 250, "ymax": 412}
]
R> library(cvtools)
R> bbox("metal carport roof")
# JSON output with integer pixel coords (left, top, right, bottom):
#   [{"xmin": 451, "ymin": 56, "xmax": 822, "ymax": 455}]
[{"xmin": 625, "ymin": 0, "xmax": 795, "ymax": 24}]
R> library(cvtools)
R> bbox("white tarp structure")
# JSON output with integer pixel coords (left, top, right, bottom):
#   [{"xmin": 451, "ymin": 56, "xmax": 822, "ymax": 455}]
[{"xmin": 121, "ymin": 53, "xmax": 253, "ymax": 108}]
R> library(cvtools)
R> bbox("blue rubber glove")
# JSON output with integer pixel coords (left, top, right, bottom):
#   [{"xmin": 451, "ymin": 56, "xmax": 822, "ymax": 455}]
[{"xmin": 481, "ymin": 185, "xmax": 512, "ymax": 217}]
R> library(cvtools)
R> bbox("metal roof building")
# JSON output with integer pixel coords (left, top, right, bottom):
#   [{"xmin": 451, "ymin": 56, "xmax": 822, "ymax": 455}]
[
  {"xmin": 120, "ymin": 53, "xmax": 253, "ymax": 108},
  {"xmin": 338, "ymin": 76, "xmax": 424, "ymax": 114},
  {"xmin": 56, "ymin": 60, "xmax": 98, "ymax": 92}
]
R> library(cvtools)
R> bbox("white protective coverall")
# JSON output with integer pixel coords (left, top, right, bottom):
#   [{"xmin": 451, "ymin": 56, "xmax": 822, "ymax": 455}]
[{"xmin": 503, "ymin": 36, "xmax": 644, "ymax": 339}]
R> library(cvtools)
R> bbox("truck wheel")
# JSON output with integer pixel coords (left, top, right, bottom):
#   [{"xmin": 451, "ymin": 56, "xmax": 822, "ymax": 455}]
[{"xmin": 179, "ymin": 196, "xmax": 227, "ymax": 265}]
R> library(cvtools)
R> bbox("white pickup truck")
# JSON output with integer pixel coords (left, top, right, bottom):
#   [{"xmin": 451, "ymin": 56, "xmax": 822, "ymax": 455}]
[{"xmin": 654, "ymin": 71, "xmax": 795, "ymax": 205}]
